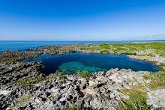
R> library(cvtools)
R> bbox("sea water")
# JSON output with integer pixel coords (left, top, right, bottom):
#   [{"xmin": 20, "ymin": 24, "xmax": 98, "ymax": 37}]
[
  {"xmin": 0, "ymin": 40, "xmax": 164, "ymax": 53},
  {"xmin": 24, "ymin": 53, "xmax": 160, "ymax": 74}
]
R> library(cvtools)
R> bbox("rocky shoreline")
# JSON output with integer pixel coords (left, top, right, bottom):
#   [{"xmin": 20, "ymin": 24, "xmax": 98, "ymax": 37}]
[
  {"xmin": 128, "ymin": 55, "xmax": 165, "ymax": 70},
  {"xmin": 1, "ymin": 61, "xmax": 163, "ymax": 110},
  {"xmin": 0, "ymin": 61, "xmax": 44, "ymax": 109},
  {"xmin": 0, "ymin": 43, "xmax": 165, "ymax": 109},
  {"xmin": 28, "ymin": 44, "xmax": 165, "ymax": 70}
]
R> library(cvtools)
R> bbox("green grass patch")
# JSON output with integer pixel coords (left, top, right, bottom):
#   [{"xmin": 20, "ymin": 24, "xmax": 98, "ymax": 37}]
[
  {"xmin": 119, "ymin": 85, "xmax": 151, "ymax": 110},
  {"xmin": 15, "ymin": 76, "xmax": 46, "ymax": 87},
  {"xmin": 99, "ymin": 44, "xmax": 110, "ymax": 49},
  {"xmin": 143, "ymin": 74, "xmax": 153, "ymax": 80},
  {"xmin": 100, "ymin": 49, "xmax": 109, "ymax": 54},
  {"xmin": 149, "ymin": 71, "xmax": 165, "ymax": 89},
  {"xmin": 6, "ymin": 57, "xmax": 23, "ymax": 63},
  {"xmin": 76, "ymin": 70, "xmax": 92, "ymax": 78},
  {"xmin": 97, "ymin": 42, "xmax": 165, "ymax": 56},
  {"xmin": 49, "ymin": 72, "xmax": 65, "ymax": 78},
  {"xmin": 143, "ymin": 71, "xmax": 165, "ymax": 90}
]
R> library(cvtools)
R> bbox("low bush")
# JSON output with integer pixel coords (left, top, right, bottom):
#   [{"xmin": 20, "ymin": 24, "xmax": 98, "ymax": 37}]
[
  {"xmin": 76, "ymin": 70, "xmax": 92, "ymax": 78},
  {"xmin": 119, "ymin": 85, "xmax": 151, "ymax": 110}
]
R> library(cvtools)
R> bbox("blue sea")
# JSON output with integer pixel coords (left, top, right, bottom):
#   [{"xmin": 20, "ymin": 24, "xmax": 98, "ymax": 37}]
[
  {"xmin": 0, "ymin": 40, "xmax": 164, "ymax": 53},
  {"xmin": 25, "ymin": 53, "xmax": 160, "ymax": 74}
]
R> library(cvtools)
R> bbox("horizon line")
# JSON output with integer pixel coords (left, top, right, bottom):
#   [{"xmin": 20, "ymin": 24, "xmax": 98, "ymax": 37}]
[{"xmin": 0, "ymin": 40, "xmax": 165, "ymax": 42}]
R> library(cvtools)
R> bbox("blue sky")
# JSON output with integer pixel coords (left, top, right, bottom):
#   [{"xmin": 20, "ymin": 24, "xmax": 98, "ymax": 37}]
[{"xmin": 0, "ymin": 0, "xmax": 165, "ymax": 41}]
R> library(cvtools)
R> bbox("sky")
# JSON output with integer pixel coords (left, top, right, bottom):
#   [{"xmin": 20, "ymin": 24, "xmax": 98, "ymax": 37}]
[{"xmin": 0, "ymin": 0, "xmax": 165, "ymax": 41}]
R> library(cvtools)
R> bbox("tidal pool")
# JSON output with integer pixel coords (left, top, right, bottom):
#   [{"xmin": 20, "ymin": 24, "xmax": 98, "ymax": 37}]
[{"xmin": 24, "ymin": 53, "xmax": 160, "ymax": 74}]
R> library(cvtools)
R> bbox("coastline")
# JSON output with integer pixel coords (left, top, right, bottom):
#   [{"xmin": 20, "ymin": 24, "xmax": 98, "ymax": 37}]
[
  {"xmin": 27, "ymin": 42, "xmax": 165, "ymax": 70},
  {"xmin": 0, "ymin": 42, "xmax": 165, "ymax": 109}
]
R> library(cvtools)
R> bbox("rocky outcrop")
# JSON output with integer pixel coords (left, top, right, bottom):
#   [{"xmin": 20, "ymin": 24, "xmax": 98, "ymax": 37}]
[
  {"xmin": 0, "ymin": 50, "xmax": 43, "ymax": 63},
  {"xmin": 0, "ymin": 63, "xmax": 164, "ymax": 110},
  {"xmin": 0, "ymin": 62, "xmax": 44, "ymax": 109},
  {"xmin": 28, "ymin": 44, "xmax": 101, "ymax": 54},
  {"xmin": 6, "ymin": 69, "xmax": 152, "ymax": 110},
  {"xmin": 128, "ymin": 55, "xmax": 165, "ymax": 70},
  {"xmin": 147, "ymin": 89, "xmax": 165, "ymax": 108},
  {"xmin": 0, "ymin": 62, "xmax": 43, "ymax": 89}
]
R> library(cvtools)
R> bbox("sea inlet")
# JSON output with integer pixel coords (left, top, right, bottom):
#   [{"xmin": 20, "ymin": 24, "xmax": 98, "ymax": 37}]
[{"xmin": 24, "ymin": 53, "xmax": 160, "ymax": 74}]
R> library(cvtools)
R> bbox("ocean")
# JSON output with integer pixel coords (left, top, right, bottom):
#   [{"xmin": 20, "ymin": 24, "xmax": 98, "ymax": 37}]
[{"xmin": 0, "ymin": 40, "xmax": 164, "ymax": 53}]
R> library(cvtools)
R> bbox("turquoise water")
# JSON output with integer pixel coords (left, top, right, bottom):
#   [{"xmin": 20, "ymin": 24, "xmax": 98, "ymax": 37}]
[
  {"xmin": 0, "ymin": 41, "xmax": 162, "ymax": 74},
  {"xmin": 24, "ymin": 53, "xmax": 160, "ymax": 74},
  {"xmin": 0, "ymin": 40, "xmax": 164, "ymax": 53}
]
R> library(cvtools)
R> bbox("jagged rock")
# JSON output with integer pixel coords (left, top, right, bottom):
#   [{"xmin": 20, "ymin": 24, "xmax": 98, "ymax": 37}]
[{"xmin": 0, "ymin": 64, "xmax": 162, "ymax": 110}]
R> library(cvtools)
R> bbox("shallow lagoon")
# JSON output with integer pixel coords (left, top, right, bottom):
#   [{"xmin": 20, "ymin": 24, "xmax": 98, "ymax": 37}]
[{"xmin": 24, "ymin": 53, "xmax": 160, "ymax": 74}]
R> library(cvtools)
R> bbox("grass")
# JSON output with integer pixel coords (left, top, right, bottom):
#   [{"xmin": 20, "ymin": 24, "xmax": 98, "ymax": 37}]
[
  {"xmin": 143, "ymin": 74, "xmax": 153, "ymax": 80},
  {"xmin": 143, "ymin": 71, "xmax": 165, "ymax": 89},
  {"xmin": 76, "ymin": 70, "xmax": 92, "ymax": 78},
  {"xmin": 99, "ymin": 44, "xmax": 110, "ymax": 49},
  {"xmin": 149, "ymin": 71, "xmax": 165, "ymax": 89},
  {"xmin": 0, "ymin": 51, "xmax": 43, "ymax": 63},
  {"xmin": 97, "ymin": 42, "xmax": 165, "ymax": 56},
  {"xmin": 5, "ymin": 57, "xmax": 23, "ymax": 63},
  {"xmin": 47, "ymin": 72, "xmax": 67, "ymax": 84},
  {"xmin": 100, "ymin": 49, "xmax": 109, "ymax": 54},
  {"xmin": 48, "ymin": 72, "xmax": 65, "ymax": 78},
  {"xmin": 119, "ymin": 85, "xmax": 151, "ymax": 110},
  {"xmin": 15, "ymin": 75, "xmax": 46, "ymax": 87}
]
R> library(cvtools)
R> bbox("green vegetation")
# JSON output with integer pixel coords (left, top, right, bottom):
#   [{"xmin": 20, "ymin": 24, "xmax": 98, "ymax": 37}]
[
  {"xmin": 143, "ymin": 71, "xmax": 165, "ymax": 89},
  {"xmin": 5, "ymin": 57, "xmax": 23, "ymax": 63},
  {"xmin": 99, "ymin": 43, "xmax": 110, "ymax": 49},
  {"xmin": 76, "ymin": 70, "xmax": 92, "ymax": 78},
  {"xmin": 143, "ymin": 74, "xmax": 153, "ymax": 80},
  {"xmin": 100, "ymin": 49, "xmax": 109, "ymax": 54},
  {"xmin": 48, "ymin": 72, "xmax": 65, "ymax": 78},
  {"xmin": 119, "ymin": 85, "xmax": 151, "ymax": 110},
  {"xmin": 15, "ymin": 76, "xmax": 46, "ymax": 87},
  {"xmin": 0, "ymin": 51, "xmax": 42, "ymax": 63},
  {"xmin": 47, "ymin": 72, "xmax": 67, "ymax": 84},
  {"xmin": 97, "ymin": 42, "xmax": 165, "ymax": 56},
  {"xmin": 150, "ymin": 71, "xmax": 165, "ymax": 89}
]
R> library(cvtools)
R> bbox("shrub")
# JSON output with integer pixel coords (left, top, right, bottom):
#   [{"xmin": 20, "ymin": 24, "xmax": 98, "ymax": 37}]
[
  {"xmin": 143, "ymin": 74, "xmax": 153, "ymax": 80},
  {"xmin": 15, "ymin": 76, "xmax": 45, "ymax": 87},
  {"xmin": 149, "ymin": 71, "xmax": 165, "ymax": 89},
  {"xmin": 100, "ymin": 50, "xmax": 109, "ymax": 54},
  {"xmin": 119, "ymin": 85, "xmax": 151, "ymax": 110},
  {"xmin": 99, "ymin": 44, "xmax": 110, "ymax": 49},
  {"xmin": 76, "ymin": 70, "xmax": 92, "ymax": 78},
  {"xmin": 48, "ymin": 72, "xmax": 65, "ymax": 79}
]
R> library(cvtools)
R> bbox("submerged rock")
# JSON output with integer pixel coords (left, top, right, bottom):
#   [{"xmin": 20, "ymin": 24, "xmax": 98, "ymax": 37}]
[{"xmin": 58, "ymin": 62, "xmax": 105, "ymax": 74}]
